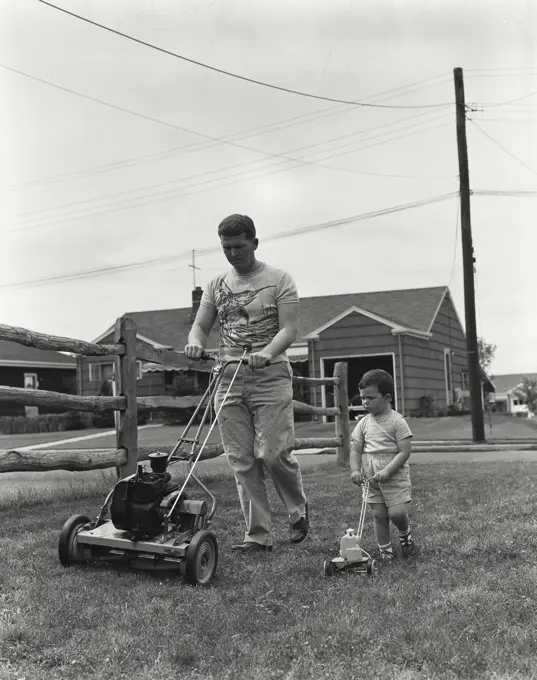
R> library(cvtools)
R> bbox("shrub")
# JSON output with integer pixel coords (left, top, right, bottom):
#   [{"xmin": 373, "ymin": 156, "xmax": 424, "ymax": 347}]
[
  {"xmin": 412, "ymin": 395, "xmax": 435, "ymax": 418},
  {"xmin": 92, "ymin": 411, "xmax": 150, "ymax": 428},
  {"xmin": 0, "ymin": 411, "xmax": 89, "ymax": 435},
  {"xmin": 163, "ymin": 406, "xmax": 203, "ymax": 426}
]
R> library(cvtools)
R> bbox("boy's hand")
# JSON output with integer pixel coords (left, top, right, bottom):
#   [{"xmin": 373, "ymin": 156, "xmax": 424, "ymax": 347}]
[
  {"xmin": 350, "ymin": 471, "xmax": 363, "ymax": 485},
  {"xmin": 373, "ymin": 469, "xmax": 390, "ymax": 483}
]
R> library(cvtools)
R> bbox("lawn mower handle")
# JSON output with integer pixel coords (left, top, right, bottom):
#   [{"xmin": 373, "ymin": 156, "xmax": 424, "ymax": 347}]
[{"xmin": 194, "ymin": 351, "xmax": 271, "ymax": 367}]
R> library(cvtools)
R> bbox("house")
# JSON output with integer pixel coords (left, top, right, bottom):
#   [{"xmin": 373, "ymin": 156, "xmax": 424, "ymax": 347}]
[
  {"xmin": 78, "ymin": 288, "xmax": 214, "ymax": 401},
  {"xmin": 489, "ymin": 373, "xmax": 537, "ymax": 416},
  {"xmin": 0, "ymin": 339, "xmax": 77, "ymax": 416},
  {"xmin": 79, "ymin": 285, "xmax": 472, "ymax": 417}
]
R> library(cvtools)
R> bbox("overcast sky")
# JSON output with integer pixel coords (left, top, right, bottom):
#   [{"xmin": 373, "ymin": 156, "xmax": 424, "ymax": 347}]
[{"xmin": 1, "ymin": 0, "xmax": 536, "ymax": 375}]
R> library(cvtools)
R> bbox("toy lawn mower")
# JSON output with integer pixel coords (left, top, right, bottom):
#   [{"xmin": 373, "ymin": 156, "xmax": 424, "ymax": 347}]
[
  {"xmin": 58, "ymin": 351, "xmax": 247, "ymax": 586},
  {"xmin": 323, "ymin": 479, "xmax": 380, "ymax": 578}
]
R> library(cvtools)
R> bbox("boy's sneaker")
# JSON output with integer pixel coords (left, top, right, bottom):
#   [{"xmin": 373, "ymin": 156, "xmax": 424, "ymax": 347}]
[
  {"xmin": 290, "ymin": 503, "xmax": 309, "ymax": 544},
  {"xmin": 401, "ymin": 538, "xmax": 416, "ymax": 558},
  {"xmin": 379, "ymin": 550, "xmax": 395, "ymax": 565}
]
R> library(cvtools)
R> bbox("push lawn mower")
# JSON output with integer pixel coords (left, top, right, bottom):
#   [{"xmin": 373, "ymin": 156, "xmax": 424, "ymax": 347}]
[
  {"xmin": 323, "ymin": 479, "xmax": 380, "ymax": 578},
  {"xmin": 58, "ymin": 351, "xmax": 248, "ymax": 586}
]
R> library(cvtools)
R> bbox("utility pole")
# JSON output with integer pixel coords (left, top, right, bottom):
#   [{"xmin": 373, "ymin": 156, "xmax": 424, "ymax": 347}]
[
  {"xmin": 454, "ymin": 67, "xmax": 485, "ymax": 442},
  {"xmin": 188, "ymin": 249, "xmax": 200, "ymax": 288}
]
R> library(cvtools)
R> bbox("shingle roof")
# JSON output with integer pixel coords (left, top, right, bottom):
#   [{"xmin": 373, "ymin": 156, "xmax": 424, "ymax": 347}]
[
  {"xmin": 120, "ymin": 285, "xmax": 448, "ymax": 349},
  {"xmin": 492, "ymin": 373, "xmax": 537, "ymax": 395},
  {"xmin": 0, "ymin": 339, "xmax": 76, "ymax": 366},
  {"xmin": 297, "ymin": 286, "xmax": 446, "ymax": 337},
  {"xmin": 123, "ymin": 308, "xmax": 221, "ymax": 351}
]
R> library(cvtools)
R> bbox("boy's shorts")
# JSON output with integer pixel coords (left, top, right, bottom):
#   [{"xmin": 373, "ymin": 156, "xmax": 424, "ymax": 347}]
[{"xmin": 363, "ymin": 454, "xmax": 411, "ymax": 507}]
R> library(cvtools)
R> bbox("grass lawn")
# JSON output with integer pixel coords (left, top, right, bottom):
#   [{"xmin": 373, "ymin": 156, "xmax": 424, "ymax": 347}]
[{"xmin": 1, "ymin": 461, "xmax": 537, "ymax": 680}]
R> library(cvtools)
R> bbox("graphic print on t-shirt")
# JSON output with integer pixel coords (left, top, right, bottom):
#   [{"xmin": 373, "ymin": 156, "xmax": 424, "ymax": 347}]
[{"xmin": 215, "ymin": 279, "xmax": 278, "ymax": 348}]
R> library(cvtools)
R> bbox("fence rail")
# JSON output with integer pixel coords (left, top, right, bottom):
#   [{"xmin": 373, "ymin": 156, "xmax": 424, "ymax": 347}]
[
  {"xmin": 0, "ymin": 322, "xmax": 122, "ymax": 357},
  {"xmin": 0, "ymin": 435, "xmax": 344, "ymax": 473},
  {"xmin": 0, "ymin": 386, "xmax": 124, "ymax": 412},
  {"xmin": 0, "ymin": 316, "xmax": 350, "ymax": 477},
  {"xmin": 0, "ymin": 448, "xmax": 127, "ymax": 473},
  {"xmin": 292, "ymin": 375, "xmax": 339, "ymax": 386},
  {"xmin": 134, "ymin": 342, "xmax": 190, "ymax": 370}
]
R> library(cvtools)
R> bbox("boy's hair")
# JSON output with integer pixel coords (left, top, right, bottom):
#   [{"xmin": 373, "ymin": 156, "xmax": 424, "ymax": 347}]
[
  {"xmin": 218, "ymin": 214, "xmax": 256, "ymax": 240},
  {"xmin": 358, "ymin": 369, "xmax": 394, "ymax": 399}
]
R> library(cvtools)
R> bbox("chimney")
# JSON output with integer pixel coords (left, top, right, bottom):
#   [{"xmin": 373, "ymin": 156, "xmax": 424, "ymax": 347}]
[{"xmin": 190, "ymin": 286, "xmax": 203, "ymax": 323}]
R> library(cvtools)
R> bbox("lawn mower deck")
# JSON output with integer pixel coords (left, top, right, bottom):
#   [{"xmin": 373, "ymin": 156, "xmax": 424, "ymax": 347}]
[
  {"xmin": 59, "ymin": 485, "xmax": 218, "ymax": 584},
  {"xmin": 58, "ymin": 353, "xmax": 247, "ymax": 586},
  {"xmin": 323, "ymin": 554, "xmax": 380, "ymax": 577}
]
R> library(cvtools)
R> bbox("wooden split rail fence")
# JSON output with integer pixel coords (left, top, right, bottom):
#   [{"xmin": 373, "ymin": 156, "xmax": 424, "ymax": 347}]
[{"xmin": 0, "ymin": 317, "xmax": 350, "ymax": 476}]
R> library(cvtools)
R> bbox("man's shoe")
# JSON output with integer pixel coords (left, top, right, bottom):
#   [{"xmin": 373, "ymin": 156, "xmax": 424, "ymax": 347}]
[
  {"xmin": 231, "ymin": 542, "xmax": 273, "ymax": 553},
  {"xmin": 290, "ymin": 503, "xmax": 309, "ymax": 544}
]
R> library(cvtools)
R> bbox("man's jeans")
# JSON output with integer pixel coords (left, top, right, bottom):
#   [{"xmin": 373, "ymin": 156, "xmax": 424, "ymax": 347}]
[{"xmin": 214, "ymin": 360, "xmax": 307, "ymax": 546}]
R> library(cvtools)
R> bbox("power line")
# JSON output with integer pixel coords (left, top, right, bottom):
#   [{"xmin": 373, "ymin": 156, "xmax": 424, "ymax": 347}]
[
  {"xmin": 469, "ymin": 120, "xmax": 537, "ymax": 177},
  {"xmin": 473, "ymin": 189, "xmax": 537, "ymax": 197},
  {"xmin": 8, "ymin": 73, "xmax": 452, "ymax": 190},
  {"xmin": 0, "ymin": 63, "xmax": 326, "ymax": 162},
  {"xmin": 11, "ymin": 110, "xmax": 451, "ymax": 220},
  {"xmin": 465, "ymin": 67, "xmax": 537, "ymax": 73},
  {"xmin": 1, "ymin": 63, "xmax": 453, "ymax": 211},
  {"xmin": 9, "ymin": 118, "xmax": 454, "ymax": 231},
  {"xmin": 465, "ymin": 70, "xmax": 537, "ymax": 81},
  {"xmin": 261, "ymin": 192, "xmax": 459, "ymax": 243},
  {"xmin": 475, "ymin": 117, "xmax": 537, "ymax": 124},
  {"xmin": 10, "ymin": 109, "xmax": 452, "ymax": 224},
  {"xmin": 37, "ymin": 0, "xmax": 452, "ymax": 110},
  {"xmin": 477, "ymin": 89, "xmax": 537, "ymax": 108},
  {"xmin": 1, "ymin": 191, "xmax": 458, "ymax": 289},
  {"xmin": 0, "ymin": 248, "xmax": 213, "ymax": 290}
]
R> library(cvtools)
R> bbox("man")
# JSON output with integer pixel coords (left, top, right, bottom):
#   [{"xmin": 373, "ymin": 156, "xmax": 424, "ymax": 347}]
[{"xmin": 185, "ymin": 214, "xmax": 308, "ymax": 553}]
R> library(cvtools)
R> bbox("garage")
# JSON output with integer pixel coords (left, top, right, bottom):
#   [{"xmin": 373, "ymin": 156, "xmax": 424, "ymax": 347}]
[{"xmin": 321, "ymin": 353, "xmax": 397, "ymax": 417}]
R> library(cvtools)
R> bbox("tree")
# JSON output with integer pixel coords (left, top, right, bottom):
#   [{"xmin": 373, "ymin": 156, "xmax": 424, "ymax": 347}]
[
  {"xmin": 516, "ymin": 377, "xmax": 537, "ymax": 416},
  {"xmin": 478, "ymin": 337, "xmax": 497, "ymax": 376}
]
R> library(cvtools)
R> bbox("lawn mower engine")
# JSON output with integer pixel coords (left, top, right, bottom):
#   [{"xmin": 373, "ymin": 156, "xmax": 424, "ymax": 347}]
[{"xmin": 110, "ymin": 452, "xmax": 185, "ymax": 540}]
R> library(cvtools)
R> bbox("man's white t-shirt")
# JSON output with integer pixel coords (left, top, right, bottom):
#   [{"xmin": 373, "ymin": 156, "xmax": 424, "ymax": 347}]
[{"xmin": 200, "ymin": 262, "xmax": 298, "ymax": 362}]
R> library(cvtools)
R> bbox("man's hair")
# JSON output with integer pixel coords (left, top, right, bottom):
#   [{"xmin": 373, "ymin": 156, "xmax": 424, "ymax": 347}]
[
  {"xmin": 218, "ymin": 214, "xmax": 256, "ymax": 240},
  {"xmin": 358, "ymin": 369, "xmax": 394, "ymax": 398}
]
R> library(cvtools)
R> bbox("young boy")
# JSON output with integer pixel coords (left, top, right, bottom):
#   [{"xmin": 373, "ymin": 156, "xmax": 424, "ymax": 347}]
[{"xmin": 349, "ymin": 369, "xmax": 416, "ymax": 562}]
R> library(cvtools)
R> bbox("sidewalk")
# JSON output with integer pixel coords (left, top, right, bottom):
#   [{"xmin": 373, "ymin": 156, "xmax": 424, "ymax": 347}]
[
  {"xmin": 296, "ymin": 441, "xmax": 537, "ymax": 455},
  {"xmin": 1, "ymin": 414, "xmax": 536, "ymax": 454}
]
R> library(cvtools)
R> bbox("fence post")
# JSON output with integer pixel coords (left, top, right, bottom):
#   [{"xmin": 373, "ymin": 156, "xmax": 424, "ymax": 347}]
[
  {"xmin": 333, "ymin": 362, "xmax": 350, "ymax": 466},
  {"xmin": 114, "ymin": 316, "xmax": 138, "ymax": 477}
]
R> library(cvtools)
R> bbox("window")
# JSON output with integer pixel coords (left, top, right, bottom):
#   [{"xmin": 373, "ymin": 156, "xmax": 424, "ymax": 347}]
[
  {"xmin": 89, "ymin": 361, "xmax": 143, "ymax": 382},
  {"xmin": 101, "ymin": 363, "xmax": 114, "ymax": 382},
  {"xmin": 24, "ymin": 373, "xmax": 39, "ymax": 390},
  {"xmin": 444, "ymin": 349, "xmax": 454, "ymax": 405},
  {"xmin": 461, "ymin": 372, "xmax": 469, "ymax": 391},
  {"xmin": 89, "ymin": 362, "xmax": 114, "ymax": 383}
]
